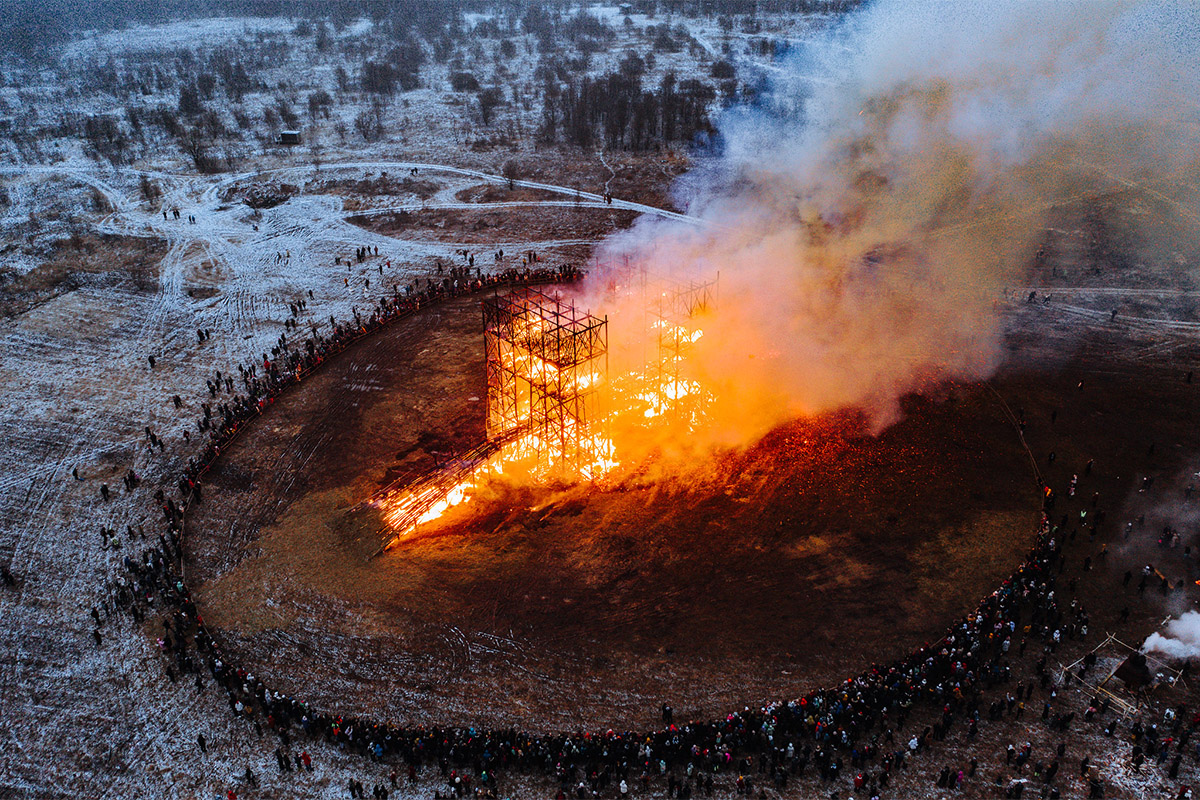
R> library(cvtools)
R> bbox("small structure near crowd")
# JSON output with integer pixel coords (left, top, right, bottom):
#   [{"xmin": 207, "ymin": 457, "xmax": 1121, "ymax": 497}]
[
  {"xmin": 1065, "ymin": 632, "xmax": 1189, "ymax": 712},
  {"xmin": 1113, "ymin": 652, "xmax": 1153, "ymax": 689}
]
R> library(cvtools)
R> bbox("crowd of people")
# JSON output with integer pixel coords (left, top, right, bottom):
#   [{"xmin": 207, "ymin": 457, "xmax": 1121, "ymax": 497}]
[
  {"xmin": 104, "ymin": 480, "xmax": 1124, "ymax": 800},
  {"xmin": 74, "ymin": 262, "xmax": 1200, "ymax": 800}
]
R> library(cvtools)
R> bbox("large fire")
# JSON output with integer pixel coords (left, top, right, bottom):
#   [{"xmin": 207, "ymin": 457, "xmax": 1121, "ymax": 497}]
[
  {"xmin": 635, "ymin": 319, "xmax": 706, "ymax": 421},
  {"xmin": 374, "ymin": 280, "xmax": 714, "ymax": 545}
]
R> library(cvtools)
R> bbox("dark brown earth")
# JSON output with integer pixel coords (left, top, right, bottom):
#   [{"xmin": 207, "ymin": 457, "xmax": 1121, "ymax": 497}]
[
  {"xmin": 0, "ymin": 234, "xmax": 167, "ymax": 317},
  {"xmin": 454, "ymin": 183, "xmax": 565, "ymax": 203},
  {"xmin": 507, "ymin": 148, "xmax": 690, "ymax": 210},
  {"xmin": 185, "ymin": 289, "xmax": 1048, "ymax": 734},
  {"xmin": 349, "ymin": 205, "xmax": 641, "ymax": 244}
]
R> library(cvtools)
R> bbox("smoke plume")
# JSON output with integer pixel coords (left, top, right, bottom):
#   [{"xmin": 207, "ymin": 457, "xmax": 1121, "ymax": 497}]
[
  {"xmin": 590, "ymin": 0, "xmax": 1200, "ymax": 464},
  {"xmin": 1143, "ymin": 611, "xmax": 1200, "ymax": 660}
]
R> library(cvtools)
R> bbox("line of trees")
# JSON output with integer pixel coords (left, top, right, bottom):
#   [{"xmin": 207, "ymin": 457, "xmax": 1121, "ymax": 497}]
[
  {"xmin": 541, "ymin": 67, "xmax": 716, "ymax": 151},
  {"xmin": 0, "ymin": 0, "xmax": 466, "ymax": 64},
  {"xmin": 361, "ymin": 38, "xmax": 425, "ymax": 96}
]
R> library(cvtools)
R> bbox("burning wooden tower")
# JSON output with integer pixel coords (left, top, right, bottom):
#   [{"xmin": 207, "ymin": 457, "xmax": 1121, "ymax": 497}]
[
  {"xmin": 647, "ymin": 273, "xmax": 717, "ymax": 417},
  {"xmin": 483, "ymin": 287, "xmax": 610, "ymax": 479}
]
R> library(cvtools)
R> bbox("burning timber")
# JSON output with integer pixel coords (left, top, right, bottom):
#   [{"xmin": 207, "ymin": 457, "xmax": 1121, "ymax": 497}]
[
  {"xmin": 364, "ymin": 288, "xmax": 611, "ymax": 551},
  {"xmin": 482, "ymin": 287, "xmax": 610, "ymax": 479}
]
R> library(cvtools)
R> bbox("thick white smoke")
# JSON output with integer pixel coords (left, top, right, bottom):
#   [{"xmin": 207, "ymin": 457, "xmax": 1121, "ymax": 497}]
[
  {"xmin": 1143, "ymin": 611, "xmax": 1200, "ymax": 660},
  {"xmin": 592, "ymin": 0, "xmax": 1200, "ymax": 456}
]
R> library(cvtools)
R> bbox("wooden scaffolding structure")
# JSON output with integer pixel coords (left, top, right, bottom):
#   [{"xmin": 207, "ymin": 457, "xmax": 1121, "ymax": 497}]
[{"xmin": 483, "ymin": 287, "xmax": 609, "ymax": 479}]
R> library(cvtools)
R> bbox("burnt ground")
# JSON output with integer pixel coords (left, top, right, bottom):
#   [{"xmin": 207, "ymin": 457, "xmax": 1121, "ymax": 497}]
[{"xmin": 185, "ymin": 279, "xmax": 1200, "ymax": 738}]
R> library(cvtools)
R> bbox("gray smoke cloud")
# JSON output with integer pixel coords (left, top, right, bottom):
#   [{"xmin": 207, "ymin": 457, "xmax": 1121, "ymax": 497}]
[
  {"xmin": 1143, "ymin": 610, "xmax": 1200, "ymax": 660},
  {"xmin": 592, "ymin": 0, "xmax": 1200, "ymax": 454}
]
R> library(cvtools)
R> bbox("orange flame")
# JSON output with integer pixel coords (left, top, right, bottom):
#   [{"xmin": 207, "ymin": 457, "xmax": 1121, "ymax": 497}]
[{"xmin": 378, "ymin": 314, "xmax": 710, "ymax": 538}]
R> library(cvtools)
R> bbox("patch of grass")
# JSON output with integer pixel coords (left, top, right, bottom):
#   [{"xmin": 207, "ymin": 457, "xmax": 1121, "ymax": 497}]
[
  {"xmin": 909, "ymin": 510, "xmax": 1035, "ymax": 617},
  {"xmin": 0, "ymin": 234, "xmax": 166, "ymax": 316}
]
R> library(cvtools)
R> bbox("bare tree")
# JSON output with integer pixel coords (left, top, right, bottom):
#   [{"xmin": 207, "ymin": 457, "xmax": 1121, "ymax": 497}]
[
  {"xmin": 479, "ymin": 87, "xmax": 504, "ymax": 126},
  {"xmin": 354, "ymin": 101, "xmax": 386, "ymax": 142},
  {"xmin": 501, "ymin": 159, "xmax": 520, "ymax": 190},
  {"xmin": 180, "ymin": 125, "xmax": 215, "ymax": 173},
  {"xmin": 139, "ymin": 174, "xmax": 161, "ymax": 203}
]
